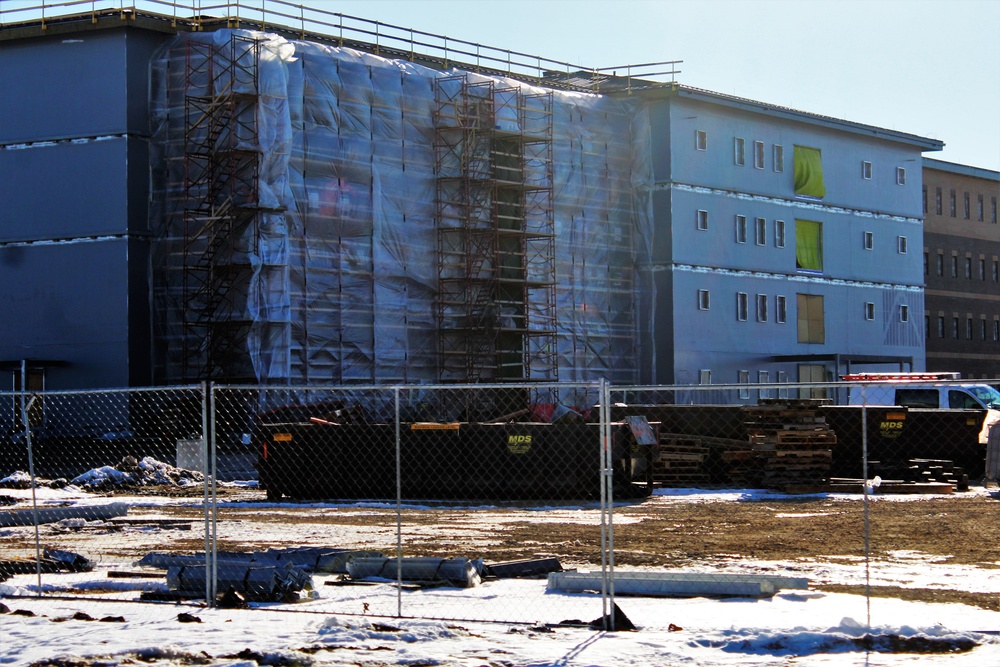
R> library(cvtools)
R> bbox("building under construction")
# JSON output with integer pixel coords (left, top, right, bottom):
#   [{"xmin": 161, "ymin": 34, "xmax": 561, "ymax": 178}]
[
  {"xmin": 1, "ymin": 3, "xmax": 942, "ymax": 395},
  {"xmin": 150, "ymin": 28, "xmax": 653, "ymax": 386}
]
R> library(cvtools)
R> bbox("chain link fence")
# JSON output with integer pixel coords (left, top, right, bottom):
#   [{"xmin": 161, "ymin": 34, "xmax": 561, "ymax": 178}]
[{"xmin": 3, "ymin": 379, "xmax": 999, "ymax": 629}]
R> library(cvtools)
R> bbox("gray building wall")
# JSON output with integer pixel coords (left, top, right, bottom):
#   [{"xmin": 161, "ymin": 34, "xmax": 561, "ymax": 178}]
[
  {"xmin": 645, "ymin": 93, "xmax": 931, "ymax": 391},
  {"xmin": 0, "ymin": 27, "xmax": 167, "ymax": 388}
]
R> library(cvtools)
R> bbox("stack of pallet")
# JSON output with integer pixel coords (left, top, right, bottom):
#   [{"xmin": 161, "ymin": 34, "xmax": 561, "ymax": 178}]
[
  {"xmin": 739, "ymin": 399, "xmax": 837, "ymax": 489},
  {"xmin": 651, "ymin": 434, "xmax": 711, "ymax": 486},
  {"xmin": 866, "ymin": 458, "xmax": 969, "ymax": 492}
]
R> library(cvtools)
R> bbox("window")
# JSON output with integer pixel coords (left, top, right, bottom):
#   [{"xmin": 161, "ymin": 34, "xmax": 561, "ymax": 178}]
[
  {"xmin": 965, "ymin": 257, "xmax": 972, "ymax": 279},
  {"xmin": 898, "ymin": 389, "xmax": 940, "ymax": 408},
  {"xmin": 794, "ymin": 145, "xmax": 826, "ymax": 198},
  {"xmin": 935, "ymin": 187, "xmax": 943, "ymax": 215},
  {"xmin": 950, "ymin": 190, "xmax": 957, "ymax": 217},
  {"xmin": 953, "ymin": 317, "xmax": 960, "ymax": 339},
  {"xmin": 937, "ymin": 316, "xmax": 945, "ymax": 338},
  {"xmin": 754, "ymin": 141, "xmax": 765, "ymax": 169},
  {"xmin": 897, "ymin": 236, "xmax": 907, "ymax": 254},
  {"xmin": 756, "ymin": 294, "xmax": 768, "ymax": 322},
  {"xmin": 964, "ymin": 193, "xmax": 971, "ymax": 219},
  {"xmin": 758, "ymin": 370, "xmax": 771, "ymax": 398},
  {"xmin": 735, "ymin": 215, "xmax": 747, "ymax": 243},
  {"xmin": 994, "ymin": 260, "xmax": 999, "ymax": 282},
  {"xmin": 695, "ymin": 130, "xmax": 708, "ymax": 151},
  {"xmin": 738, "ymin": 370, "xmax": 750, "ymax": 399},
  {"xmin": 966, "ymin": 317, "xmax": 973, "ymax": 340},
  {"xmin": 900, "ymin": 304, "xmax": 909, "ymax": 323},
  {"xmin": 864, "ymin": 302, "xmax": 875, "ymax": 321},
  {"xmin": 774, "ymin": 220, "xmax": 786, "ymax": 248},
  {"xmin": 863, "ymin": 231, "xmax": 874, "ymax": 250},
  {"xmin": 697, "ymin": 209, "xmax": 709, "ymax": 230},
  {"xmin": 734, "ymin": 137, "xmax": 746, "ymax": 166},
  {"xmin": 995, "ymin": 320, "xmax": 999, "ymax": 342},
  {"xmin": 777, "ymin": 370, "xmax": 789, "ymax": 398},
  {"xmin": 797, "ymin": 294, "xmax": 825, "ymax": 343},
  {"xmin": 776, "ymin": 295, "xmax": 787, "ymax": 324},
  {"xmin": 737, "ymin": 292, "xmax": 749, "ymax": 321},
  {"xmin": 923, "ymin": 251, "xmax": 928, "ymax": 275},
  {"xmin": 755, "ymin": 217, "xmax": 766, "ymax": 245},
  {"xmin": 697, "ymin": 289, "xmax": 710, "ymax": 310},
  {"xmin": 951, "ymin": 255, "xmax": 958, "ymax": 278},
  {"xmin": 795, "ymin": 219, "xmax": 823, "ymax": 271},
  {"xmin": 993, "ymin": 196, "xmax": 998, "ymax": 223},
  {"xmin": 922, "ymin": 186, "xmax": 927, "ymax": 214},
  {"xmin": 699, "ymin": 369, "xmax": 712, "ymax": 384},
  {"xmin": 980, "ymin": 258, "xmax": 986, "ymax": 281},
  {"xmin": 936, "ymin": 253, "xmax": 944, "ymax": 276},
  {"xmin": 862, "ymin": 161, "xmax": 872, "ymax": 180},
  {"xmin": 979, "ymin": 194, "xmax": 985, "ymax": 221},
  {"xmin": 895, "ymin": 167, "xmax": 906, "ymax": 185},
  {"xmin": 773, "ymin": 144, "xmax": 784, "ymax": 172},
  {"xmin": 982, "ymin": 318, "xmax": 988, "ymax": 341}
]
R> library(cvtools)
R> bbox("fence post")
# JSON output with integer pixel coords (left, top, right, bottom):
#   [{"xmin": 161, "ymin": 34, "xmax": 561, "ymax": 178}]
[
  {"xmin": 861, "ymin": 383, "xmax": 871, "ymax": 630},
  {"xmin": 23, "ymin": 394, "xmax": 43, "ymax": 597},
  {"xmin": 394, "ymin": 386, "xmax": 403, "ymax": 618},
  {"xmin": 201, "ymin": 381, "xmax": 216, "ymax": 606},
  {"xmin": 598, "ymin": 378, "xmax": 616, "ymax": 630}
]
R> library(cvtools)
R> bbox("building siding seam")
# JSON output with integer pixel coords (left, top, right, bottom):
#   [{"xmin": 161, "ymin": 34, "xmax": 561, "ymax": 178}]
[
  {"xmin": 671, "ymin": 263, "xmax": 924, "ymax": 292},
  {"xmin": 658, "ymin": 181, "xmax": 924, "ymax": 225}
]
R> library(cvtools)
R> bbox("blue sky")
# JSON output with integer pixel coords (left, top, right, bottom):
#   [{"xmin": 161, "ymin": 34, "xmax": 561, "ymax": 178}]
[
  {"xmin": 329, "ymin": 0, "xmax": 1000, "ymax": 172},
  {"xmin": 2, "ymin": 0, "xmax": 998, "ymax": 170}
]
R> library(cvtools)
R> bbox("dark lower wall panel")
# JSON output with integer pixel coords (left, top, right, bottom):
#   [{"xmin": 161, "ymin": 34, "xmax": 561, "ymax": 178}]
[
  {"xmin": 0, "ymin": 138, "xmax": 133, "ymax": 241},
  {"xmin": 0, "ymin": 239, "xmax": 132, "ymax": 388}
]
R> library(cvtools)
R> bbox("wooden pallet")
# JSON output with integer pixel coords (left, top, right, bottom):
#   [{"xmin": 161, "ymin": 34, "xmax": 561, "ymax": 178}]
[
  {"xmin": 650, "ymin": 434, "xmax": 717, "ymax": 486},
  {"xmin": 738, "ymin": 402, "xmax": 837, "ymax": 488}
]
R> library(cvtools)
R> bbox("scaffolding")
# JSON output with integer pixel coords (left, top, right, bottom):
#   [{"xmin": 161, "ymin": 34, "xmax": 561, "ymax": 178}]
[
  {"xmin": 181, "ymin": 34, "xmax": 263, "ymax": 381},
  {"xmin": 434, "ymin": 75, "xmax": 557, "ymax": 382}
]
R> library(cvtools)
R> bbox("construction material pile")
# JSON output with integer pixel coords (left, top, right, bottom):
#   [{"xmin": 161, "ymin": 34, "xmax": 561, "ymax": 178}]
[{"xmin": 730, "ymin": 399, "xmax": 837, "ymax": 489}]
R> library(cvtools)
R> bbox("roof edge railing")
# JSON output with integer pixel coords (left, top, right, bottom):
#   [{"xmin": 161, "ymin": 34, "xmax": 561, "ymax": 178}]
[{"xmin": 0, "ymin": 0, "xmax": 681, "ymax": 92}]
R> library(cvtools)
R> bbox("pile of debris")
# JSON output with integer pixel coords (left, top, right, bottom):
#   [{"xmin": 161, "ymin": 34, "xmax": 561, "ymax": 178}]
[
  {"xmin": 127, "ymin": 548, "xmax": 564, "ymax": 605},
  {"xmin": 71, "ymin": 456, "xmax": 203, "ymax": 490}
]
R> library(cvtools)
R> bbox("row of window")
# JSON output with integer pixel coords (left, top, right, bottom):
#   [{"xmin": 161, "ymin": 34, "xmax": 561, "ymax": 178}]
[
  {"xmin": 695, "ymin": 130, "xmax": 907, "ymax": 185},
  {"xmin": 699, "ymin": 290, "xmax": 915, "ymax": 338},
  {"xmin": 699, "ymin": 368, "xmax": 790, "ymax": 386},
  {"xmin": 697, "ymin": 211, "xmax": 787, "ymax": 247},
  {"xmin": 927, "ymin": 316, "xmax": 1000, "ymax": 342},
  {"xmin": 863, "ymin": 231, "xmax": 908, "ymax": 254},
  {"xmin": 925, "ymin": 186, "xmax": 999, "ymax": 222},
  {"xmin": 700, "ymin": 369, "xmax": 797, "ymax": 400},
  {"xmin": 696, "ymin": 131, "xmax": 784, "ymax": 172},
  {"xmin": 696, "ymin": 213, "xmax": 909, "ymax": 272},
  {"xmin": 925, "ymin": 252, "xmax": 1000, "ymax": 282}
]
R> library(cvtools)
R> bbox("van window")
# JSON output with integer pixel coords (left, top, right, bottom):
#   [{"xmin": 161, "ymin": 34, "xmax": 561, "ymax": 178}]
[
  {"xmin": 894, "ymin": 389, "xmax": 938, "ymax": 408},
  {"xmin": 949, "ymin": 390, "xmax": 983, "ymax": 410},
  {"xmin": 968, "ymin": 385, "xmax": 1000, "ymax": 409}
]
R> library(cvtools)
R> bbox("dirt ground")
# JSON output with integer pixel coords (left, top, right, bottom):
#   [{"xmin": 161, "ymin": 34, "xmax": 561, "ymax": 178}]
[{"xmin": 112, "ymin": 484, "xmax": 1000, "ymax": 612}]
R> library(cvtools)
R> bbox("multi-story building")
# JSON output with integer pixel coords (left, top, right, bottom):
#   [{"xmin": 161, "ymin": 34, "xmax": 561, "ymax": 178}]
[
  {"xmin": 635, "ymin": 85, "xmax": 942, "ymax": 393},
  {"xmin": 0, "ymin": 6, "xmax": 947, "ymax": 398},
  {"xmin": 921, "ymin": 158, "xmax": 1000, "ymax": 380}
]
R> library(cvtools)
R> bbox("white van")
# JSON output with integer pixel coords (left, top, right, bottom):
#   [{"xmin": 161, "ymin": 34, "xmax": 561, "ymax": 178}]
[{"xmin": 843, "ymin": 373, "xmax": 1000, "ymax": 443}]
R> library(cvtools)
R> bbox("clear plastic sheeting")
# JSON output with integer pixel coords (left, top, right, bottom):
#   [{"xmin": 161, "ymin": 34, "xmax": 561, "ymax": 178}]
[{"xmin": 149, "ymin": 29, "xmax": 653, "ymax": 386}]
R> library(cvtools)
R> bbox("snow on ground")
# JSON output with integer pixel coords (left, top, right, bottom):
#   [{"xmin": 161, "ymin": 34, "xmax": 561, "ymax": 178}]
[
  {"xmin": 3, "ymin": 484, "xmax": 1000, "ymax": 665},
  {"xmin": 2, "ymin": 585, "xmax": 998, "ymax": 666}
]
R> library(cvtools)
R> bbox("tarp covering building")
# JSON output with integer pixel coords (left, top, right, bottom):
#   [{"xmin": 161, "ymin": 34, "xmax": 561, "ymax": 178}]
[{"xmin": 149, "ymin": 29, "xmax": 653, "ymax": 386}]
